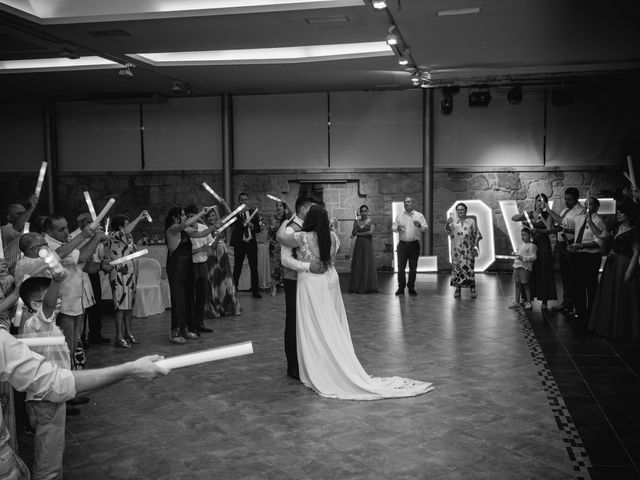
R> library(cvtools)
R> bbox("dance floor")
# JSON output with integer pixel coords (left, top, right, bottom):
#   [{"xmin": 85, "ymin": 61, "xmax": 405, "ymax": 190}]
[{"xmin": 18, "ymin": 273, "xmax": 640, "ymax": 479}]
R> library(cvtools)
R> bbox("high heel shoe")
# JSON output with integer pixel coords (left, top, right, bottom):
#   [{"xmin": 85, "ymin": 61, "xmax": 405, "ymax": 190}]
[
  {"xmin": 125, "ymin": 334, "xmax": 140, "ymax": 344},
  {"xmin": 114, "ymin": 338, "xmax": 131, "ymax": 349}
]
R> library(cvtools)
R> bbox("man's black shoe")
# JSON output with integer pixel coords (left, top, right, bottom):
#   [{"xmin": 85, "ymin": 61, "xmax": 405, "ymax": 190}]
[
  {"xmin": 395, "ymin": 289, "xmax": 404, "ymax": 296},
  {"xmin": 196, "ymin": 325, "xmax": 213, "ymax": 333},
  {"xmin": 287, "ymin": 369, "xmax": 300, "ymax": 380},
  {"xmin": 408, "ymin": 288, "xmax": 418, "ymax": 296}
]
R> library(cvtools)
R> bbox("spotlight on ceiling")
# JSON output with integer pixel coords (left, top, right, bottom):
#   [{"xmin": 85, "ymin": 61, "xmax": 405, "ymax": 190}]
[
  {"xmin": 441, "ymin": 90, "xmax": 453, "ymax": 115},
  {"xmin": 410, "ymin": 71, "xmax": 420, "ymax": 85},
  {"xmin": 469, "ymin": 87, "xmax": 491, "ymax": 107},
  {"xmin": 371, "ymin": 0, "xmax": 387, "ymax": 9},
  {"xmin": 117, "ymin": 63, "xmax": 135, "ymax": 79},
  {"xmin": 507, "ymin": 85, "xmax": 523, "ymax": 105},
  {"xmin": 386, "ymin": 27, "xmax": 398, "ymax": 46}
]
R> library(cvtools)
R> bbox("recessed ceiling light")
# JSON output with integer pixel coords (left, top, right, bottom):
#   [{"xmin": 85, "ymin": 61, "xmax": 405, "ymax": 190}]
[
  {"xmin": 0, "ymin": 56, "xmax": 118, "ymax": 73},
  {"xmin": 128, "ymin": 42, "xmax": 392, "ymax": 65},
  {"xmin": 437, "ymin": 7, "xmax": 481, "ymax": 16}
]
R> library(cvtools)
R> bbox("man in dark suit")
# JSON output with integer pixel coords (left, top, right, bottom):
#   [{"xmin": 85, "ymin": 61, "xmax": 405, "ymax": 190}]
[{"xmin": 231, "ymin": 192, "xmax": 262, "ymax": 298}]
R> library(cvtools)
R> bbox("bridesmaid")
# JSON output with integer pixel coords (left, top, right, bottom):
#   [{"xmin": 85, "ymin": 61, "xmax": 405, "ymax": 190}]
[
  {"xmin": 349, "ymin": 205, "xmax": 379, "ymax": 294},
  {"xmin": 512, "ymin": 193, "xmax": 557, "ymax": 308},
  {"xmin": 105, "ymin": 211, "xmax": 150, "ymax": 348},
  {"xmin": 588, "ymin": 201, "xmax": 640, "ymax": 340}
]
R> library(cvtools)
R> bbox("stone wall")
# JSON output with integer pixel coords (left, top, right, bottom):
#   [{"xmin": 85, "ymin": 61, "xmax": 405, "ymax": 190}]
[{"xmin": 1, "ymin": 168, "xmax": 626, "ymax": 272}]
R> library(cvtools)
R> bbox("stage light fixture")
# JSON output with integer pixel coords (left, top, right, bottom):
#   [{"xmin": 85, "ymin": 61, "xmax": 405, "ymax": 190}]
[
  {"xmin": 386, "ymin": 26, "xmax": 398, "ymax": 46},
  {"xmin": 410, "ymin": 71, "xmax": 420, "ymax": 85},
  {"xmin": 441, "ymin": 91, "xmax": 453, "ymax": 114},
  {"xmin": 398, "ymin": 55, "xmax": 409, "ymax": 66},
  {"xmin": 372, "ymin": 0, "xmax": 387, "ymax": 9},
  {"xmin": 507, "ymin": 85, "xmax": 522, "ymax": 105},
  {"xmin": 469, "ymin": 87, "xmax": 491, "ymax": 107}
]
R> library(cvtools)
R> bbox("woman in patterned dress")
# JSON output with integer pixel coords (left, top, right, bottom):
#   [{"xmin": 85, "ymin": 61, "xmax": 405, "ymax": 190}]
[
  {"xmin": 105, "ymin": 211, "xmax": 149, "ymax": 348},
  {"xmin": 204, "ymin": 208, "xmax": 241, "ymax": 318},
  {"xmin": 445, "ymin": 202, "xmax": 482, "ymax": 298},
  {"xmin": 268, "ymin": 201, "xmax": 287, "ymax": 296}
]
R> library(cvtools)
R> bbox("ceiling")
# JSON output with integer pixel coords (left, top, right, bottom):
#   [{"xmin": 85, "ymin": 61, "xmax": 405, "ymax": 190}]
[{"xmin": 0, "ymin": 0, "xmax": 639, "ymax": 102}]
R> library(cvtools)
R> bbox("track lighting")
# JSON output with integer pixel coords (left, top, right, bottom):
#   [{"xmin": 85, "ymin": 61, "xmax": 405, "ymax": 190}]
[
  {"xmin": 507, "ymin": 85, "xmax": 522, "ymax": 105},
  {"xmin": 469, "ymin": 87, "xmax": 491, "ymax": 107},
  {"xmin": 371, "ymin": 0, "xmax": 387, "ymax": 9},
  {"xmin": 386, "ymin": 26, "xmax": 398, "ymax": 46}
]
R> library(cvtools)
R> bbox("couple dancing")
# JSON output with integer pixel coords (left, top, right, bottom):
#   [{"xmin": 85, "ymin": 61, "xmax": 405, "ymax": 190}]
[{"xmin": 277, "ymin": 198, "xmax": 433, "ymax": 400}]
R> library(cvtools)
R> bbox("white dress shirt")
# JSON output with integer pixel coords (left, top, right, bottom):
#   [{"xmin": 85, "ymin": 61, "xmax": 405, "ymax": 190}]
[{"xmin": 392, "ymin": 210, "xmax": 428, "ymax": 242}]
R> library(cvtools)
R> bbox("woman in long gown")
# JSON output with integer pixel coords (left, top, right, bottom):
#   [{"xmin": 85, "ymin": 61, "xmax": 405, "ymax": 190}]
[
  {"xmin": 203, "ymin": 208, "xmax": 241, "ymax": 318},
  {"xmin": 512, "ymin": 194, "xmax": 557, "ymax": 308},
  {"xmin": 445, "ymin": 202, "xmax": 482, "ymax": 298},
  {"xmin": 277, "ymin": 205, "xmax": 433, "ymax": 400},
  {"xmin": 588, "ymin": 201, "xmax": 640, "ymax": 340},
  {"xmin": 349, "ymin": 204, "xmax": 379, "ymax": 294}
]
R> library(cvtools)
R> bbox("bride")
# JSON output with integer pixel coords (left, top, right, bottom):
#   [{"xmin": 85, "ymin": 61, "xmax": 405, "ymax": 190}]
[{"xmin": 277, "ymin": 204, "xmax": 433, "ymax": 400}]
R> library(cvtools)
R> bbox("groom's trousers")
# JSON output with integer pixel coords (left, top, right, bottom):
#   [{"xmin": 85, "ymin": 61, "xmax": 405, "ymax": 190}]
[{"xmin": 283, "ymin": 278, "xmax": 298, "ymax": 373}]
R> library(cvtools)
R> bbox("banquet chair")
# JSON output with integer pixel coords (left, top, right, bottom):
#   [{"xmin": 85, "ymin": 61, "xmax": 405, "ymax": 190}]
[{"xmin": 133, "ymin": 257, "xmax": 165, "ymax": 317}]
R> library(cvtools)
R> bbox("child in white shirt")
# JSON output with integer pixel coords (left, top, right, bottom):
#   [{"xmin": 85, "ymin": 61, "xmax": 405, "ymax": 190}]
[{"xmin": 509, "ymin": 228, "xmax": 538, "ymax": 310}]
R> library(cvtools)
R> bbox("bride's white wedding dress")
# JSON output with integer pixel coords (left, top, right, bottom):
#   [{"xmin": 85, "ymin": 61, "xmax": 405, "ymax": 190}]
[{"xmin": 295, "ymin": 230, "xmax": 434, "ymax": 400}]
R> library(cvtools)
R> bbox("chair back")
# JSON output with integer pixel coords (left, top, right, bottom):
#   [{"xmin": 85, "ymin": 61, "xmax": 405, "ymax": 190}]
[{"xmin": 137, "ymin": 257, "xmax": 161, "ymax": 285}]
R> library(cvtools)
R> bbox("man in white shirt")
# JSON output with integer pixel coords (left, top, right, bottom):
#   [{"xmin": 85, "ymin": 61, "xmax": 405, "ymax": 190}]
[
  {"xmin": 567, "ymin": 197, "xmax": 607, "ymax": 321},
  {"xmin": 547, "ymin": 188, "xmax": 584, "ymax": 311},
  {"xmin": 391, "ymin": 197, "xmax": 428, "ymax": 296},
  {"xmin": 279, "ymin": 197, "xmax": 325, "ymax": 380},
  {"xmin": 185, "ymin": 204, "xmax": 214, "ymax": 334}
]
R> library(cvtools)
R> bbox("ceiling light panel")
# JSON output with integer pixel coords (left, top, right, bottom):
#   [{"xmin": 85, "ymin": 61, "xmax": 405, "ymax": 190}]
[
  {"xmin": 129, "ymin": 42, "xmax": 392, "ymax": 65},
  {"xmin": 0, "ymin": 56, "xmax": 118, "ymax": 72}
]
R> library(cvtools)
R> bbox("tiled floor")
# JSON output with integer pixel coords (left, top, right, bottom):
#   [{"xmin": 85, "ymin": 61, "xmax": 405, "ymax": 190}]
[{"xmin": 16, "ymin": 272, "xmax": 639, "ymax": 479}]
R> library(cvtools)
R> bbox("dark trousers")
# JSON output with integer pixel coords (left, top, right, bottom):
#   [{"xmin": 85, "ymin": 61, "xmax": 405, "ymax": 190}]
[
  {"xmin": 283, "ymin": 278, "xmax": 298, "ymax": 372},
  {"xmin": 167, "ymin": 256, "xmax": 195, "ymax": 332},
  {"xmin": 396, "ymin": 240, "xmax": 420, "ymax": 290},
  {"xmin": 193, "ymin": 262, "xmax": 208, "ymax": 326},
  {"xmin": 233, "ymin": 241, "xmax": 259, "ymax": 293},
  {"xmin": 570, "ymin": 252, "xmax": 602, "ymax": 319},
  {"xmin": 556, "ymin": 241, "xmax": 574, "ymax": 305},
  {"xmin": 85, "ymin": 272, "xmax": 103, "ymax": 341}
]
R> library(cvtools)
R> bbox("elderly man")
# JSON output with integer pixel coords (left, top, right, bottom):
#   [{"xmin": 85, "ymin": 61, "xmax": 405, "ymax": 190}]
[
  {"xmin": 391, "ymin": 197, "xmax": 428, "ymax": 296},
  {"xmin": 1, "ymin": 195, "xmax": 38, "ymax": 275}
]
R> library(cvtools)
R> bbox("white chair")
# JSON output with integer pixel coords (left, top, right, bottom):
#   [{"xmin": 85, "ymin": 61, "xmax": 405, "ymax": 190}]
[{"xmin": 133, "ymin": 257, "xmax": 165, "ymax": 318}]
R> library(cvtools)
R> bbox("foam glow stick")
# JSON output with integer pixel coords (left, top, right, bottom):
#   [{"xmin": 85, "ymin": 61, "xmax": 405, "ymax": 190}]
[
  {"xmin": 143, "ymin": 212, "xmax": 152, "ymax": 223},
  {"xmin": 202, "ymin": 182, "xmax": 223, "ymax": 203},
  {"xmin": 355, "ymin": 209, "xmax": 359, "ymax": 220},
  {"xmin": 266, "ymin": 194, "xmax": 283, "ymax": 203},
  {"xmin": 104, "ymin": 217, "xmax": 110, "ymax": 235},
  {"xmin": 216, "ymin": 217, "xmax": 237, "ymax": 233},
  {"xmin": 109, "ymin": 249, "xmax": 148, "ymax": 266},
  {"xmin": 18, "ymin": 336, "xmax": 66, "ymax": 348},
  {"xmin": 23, "ymin": 222, "xmax": 29, "ymax": 234},
  {"xmin": 90, "ymin": 198, "xmax": 115, "ymax": 228},
  {"xmin": 523, "ymin": 211, "xmax": 534, "ymax": 230},
  {"xmin": 628, "ymin": 156, "xmax": 637, "ymax": 189},
  {"xmin": 244, "ymin": 208, "xmax": 258, "ymax": 226},
  {"xmin": 38, "ymin": 248, "xmax": 66, "ymax": 276},
  {"xmin": 0, "ymin": 231, "xmax": 4, "ymax": 258},
  {"xmin": 220, "ymin": 204, "xmax": 246, "ymax": 225},
  {"xmin": 155, "ymin": 341, "xmax": 253, "ymax": 370},
  {"xmin": 34, "ymin": 161, "xmax": 47, "ymax": 197},
  {"xmin": 83, "ymin": 192, "xmax": 97, "ymax": 221}
]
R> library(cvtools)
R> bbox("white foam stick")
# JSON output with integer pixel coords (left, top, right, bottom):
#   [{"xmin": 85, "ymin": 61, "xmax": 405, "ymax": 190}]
[
  {"xmin": 623, "ymin": 172, "xmax": 632, "ymax": 183},
  {"xmin": 523, "ymin": 211, "xmax": 534, "ymax": 230},
  {"xmin": 355, "ymin": 209, "xmax": 359, "ymax": 220},
  {"xmin": 90, "ymin": 198, "xmax": 115, "ymax": 228},
  {"xmin": 628, "ymin": 155, "xmax": 637, "ymax": 188},
  {"xmin": 220, "ymin": 204, "xmax": 246, "ymax": 225},
  {"xmin": 266, "ymin": 194, "xmax": 283, "ymax": 203},
  {"xmin": 109, "ymin": 249, "xmax": 148, "ymax": 266},
  {"xmin": 202, "ymin": 182, "xmax": 223, "ymax": 203},
  {"xmin": 18, "ymin": 336, "xmax": 66, "ymax": 348},
  {"xmin": 104, "ymin": 217, "xmax": 110, "ymax": 235},
  {"xmin": 155, "ymin": 341, "xmax": 253, "ymax": 370},
  {"xmin": 0, "ymin": 230, "xmax": 4, "ymax": 258},
  {"xmin": 143, "ymin": 212, "xmax": 152, "ymax": 223},
  {"xmin": 244, "ymin": 208, "xmax": 258, "ymax": 226},
  {"xmin": 217, "ymin": 217, "xmax": 237, "ymax": 233},
  {"xmin": 34, "ymin": 161, "xmax": 48, "ymax": 197},
  {"xmin": 23, "ymin": 222, "xmax": 30, "ymax": 234},
  {"xmin": 83, "ymin": 192, "xmax": 97, "ymax": 221},
  {"xmin": 38, "ymin": 248, "xmax": 66, "ymax": 276}
]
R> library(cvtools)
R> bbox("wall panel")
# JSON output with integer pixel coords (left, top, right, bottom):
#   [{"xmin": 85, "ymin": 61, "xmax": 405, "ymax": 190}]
[{"xmin": 0, "ymin": 102, "xmax": 44, "ymax": 172}]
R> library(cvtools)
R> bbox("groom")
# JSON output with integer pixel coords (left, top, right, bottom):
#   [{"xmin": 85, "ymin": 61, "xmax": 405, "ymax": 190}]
[{"xmin": 280, "ymin": 197, "xmax": 325, "ymax": 380}]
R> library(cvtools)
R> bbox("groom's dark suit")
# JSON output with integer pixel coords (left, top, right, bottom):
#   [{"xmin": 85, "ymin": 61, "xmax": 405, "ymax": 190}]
[{"xmin": 281, "ymin": 216, "xmax": 303, "ymax": 379}]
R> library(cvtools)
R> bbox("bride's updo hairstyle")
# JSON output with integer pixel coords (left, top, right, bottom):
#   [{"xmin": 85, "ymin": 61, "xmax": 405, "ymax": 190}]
[{"xmin": 302, "ymin": 204, "xmax": 331, "ymax": 266}]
